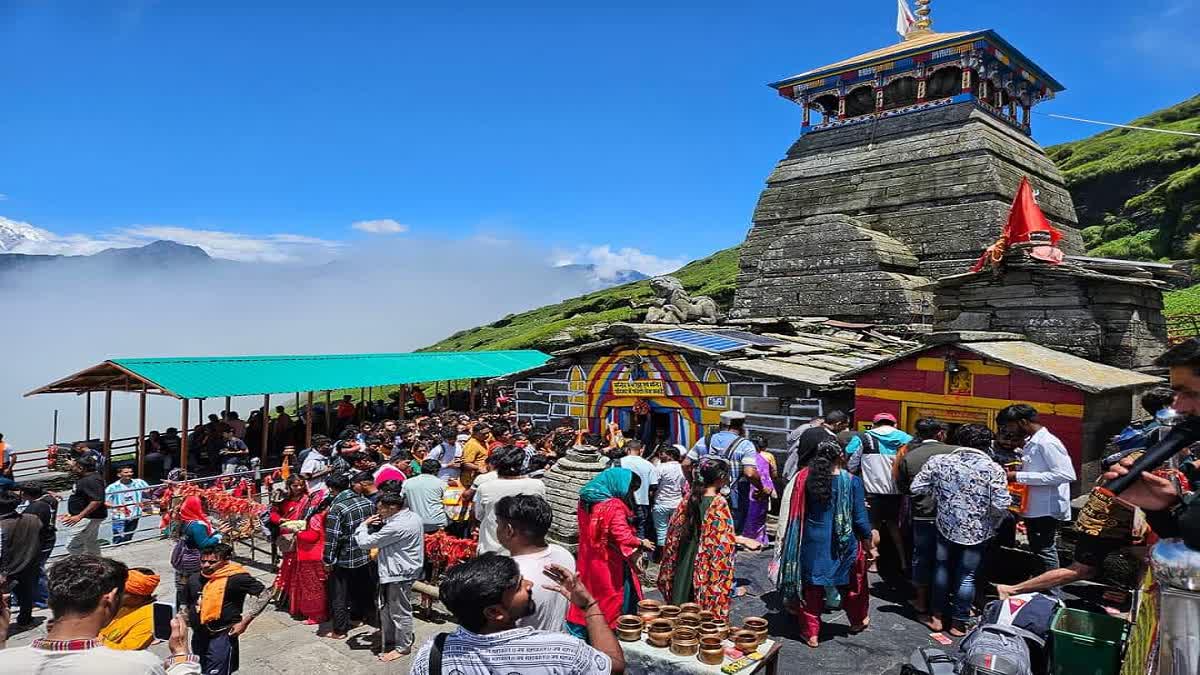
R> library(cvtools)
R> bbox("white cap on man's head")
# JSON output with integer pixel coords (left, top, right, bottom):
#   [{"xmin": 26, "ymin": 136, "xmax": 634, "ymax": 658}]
[{"xmin": 720, "ymin": 410, "xmax": 746, "ymax": 423}]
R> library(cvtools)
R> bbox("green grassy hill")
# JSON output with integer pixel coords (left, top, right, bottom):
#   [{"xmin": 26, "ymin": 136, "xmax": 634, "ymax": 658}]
[
  {"xmin": 424, "ymin": 247, "xmax": 740, "ymax": 351},
  {"xmin": 1046, "ymin": 94, "xmax": 1200, "ymax": 260},
  {"xmin": 427, "ymin": 96, "xmax": 1200, "ymax": 350}
]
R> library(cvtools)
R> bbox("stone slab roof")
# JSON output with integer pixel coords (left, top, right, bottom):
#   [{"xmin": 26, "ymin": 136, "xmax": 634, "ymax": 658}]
[
  {"xmin": 500, "ymin": 322, "xmax": 918, "ymax": 389},
  {"xmin": 833, "ymin": 337, "xmax": 1163, "ymax": 394}
]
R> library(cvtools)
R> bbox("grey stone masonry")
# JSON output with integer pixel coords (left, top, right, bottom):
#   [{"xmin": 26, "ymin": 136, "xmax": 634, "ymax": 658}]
[
  {"xmin": 934, "ymin": 256, "xmax": 1168, "ymax": 370},
  {"xmin": 734, "ymin": 102, "xmax": 1082, "ymax": 326}
]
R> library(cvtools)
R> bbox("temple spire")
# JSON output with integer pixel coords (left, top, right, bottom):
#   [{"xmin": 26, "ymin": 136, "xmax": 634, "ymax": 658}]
[{"xmin": 905, "ymin": 0, "xmax": 933, "ymax": 40}]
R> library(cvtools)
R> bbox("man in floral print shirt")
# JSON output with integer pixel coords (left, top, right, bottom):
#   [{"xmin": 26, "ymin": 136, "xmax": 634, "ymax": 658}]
[{"xmin": 910, "ymin": 423, "xmax": 1010, "ymax": 635}]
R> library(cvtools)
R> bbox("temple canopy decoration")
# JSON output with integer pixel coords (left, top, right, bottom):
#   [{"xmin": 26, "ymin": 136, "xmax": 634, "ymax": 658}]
[{"xmin": 771, "ymin": 3, "xmax": 1063, "ymax": 136}]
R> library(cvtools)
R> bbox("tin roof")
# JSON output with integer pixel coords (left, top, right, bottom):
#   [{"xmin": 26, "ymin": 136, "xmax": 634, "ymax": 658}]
[
  {"xmin": 26, "ymin": 350, "xmax": 552, "ymax": 399},
  {"xmin": 834, "ymin": 339, "xmax": 1162, "ymax": 393}
]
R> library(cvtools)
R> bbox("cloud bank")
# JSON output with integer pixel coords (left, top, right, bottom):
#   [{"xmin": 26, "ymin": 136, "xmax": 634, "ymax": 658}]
[
  {"xmin": 554, "ymin": 244, "xmax": 686, "ymax": 281},
  {"xmin": 351, "ymin": 219, "xmax": 409, "ymax": 234}
]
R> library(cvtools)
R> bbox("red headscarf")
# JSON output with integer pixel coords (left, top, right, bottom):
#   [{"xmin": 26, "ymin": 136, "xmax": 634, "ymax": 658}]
[{"xmin": 179, "ymin": 495, "xmax": 213, "ymax": 535}]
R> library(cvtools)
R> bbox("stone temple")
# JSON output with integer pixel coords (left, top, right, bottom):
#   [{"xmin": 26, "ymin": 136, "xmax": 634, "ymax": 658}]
[{"xmin": 731, "ymin": 10, "xmax": 1084, "ymax": 329}]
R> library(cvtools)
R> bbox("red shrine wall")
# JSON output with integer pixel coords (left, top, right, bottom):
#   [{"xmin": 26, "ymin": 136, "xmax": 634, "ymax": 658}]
[{"xmin": 851, "ymin": 348, "xmax": 1086, "ymax": 476}]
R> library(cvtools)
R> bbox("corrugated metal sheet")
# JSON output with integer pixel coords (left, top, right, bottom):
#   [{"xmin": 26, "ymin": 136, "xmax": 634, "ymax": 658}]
[{"xmin": 29, "ymin": 351, "xmax": 552, "ymax": 399}]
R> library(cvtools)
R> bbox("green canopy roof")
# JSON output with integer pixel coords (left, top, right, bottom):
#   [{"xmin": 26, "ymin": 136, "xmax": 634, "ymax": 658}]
[{"xmin": 26, "ymin": 350, "xmax": 551, "ymax": 399}]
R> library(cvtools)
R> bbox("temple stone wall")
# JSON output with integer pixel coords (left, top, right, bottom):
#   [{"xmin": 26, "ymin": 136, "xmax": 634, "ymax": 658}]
[
  {"xmin": 734, "ymin": 102, "xmax": 1082, "ymax": 325},
  {"xmin": 934, "ymin": 263, "xmax": 1168, "ymax": 370}
]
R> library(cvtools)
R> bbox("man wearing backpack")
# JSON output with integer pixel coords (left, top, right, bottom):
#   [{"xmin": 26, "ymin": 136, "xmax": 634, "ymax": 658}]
[
  {"xmin": 684, "ymin": 410, "xmax": 761, "ymax": 534},
  {"xmin": 846, "ymin": 412, "xmax": 912, "ymax": 587}
]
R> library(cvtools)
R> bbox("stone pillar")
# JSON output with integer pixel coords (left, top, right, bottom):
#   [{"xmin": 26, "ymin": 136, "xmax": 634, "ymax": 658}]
[{"xmin": 542, "ymin": 447, "xmax": 610, "ymax": 553}]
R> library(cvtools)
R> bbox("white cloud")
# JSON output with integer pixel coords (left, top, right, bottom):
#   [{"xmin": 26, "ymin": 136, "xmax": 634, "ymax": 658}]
[
  {"xmin": 5, "ymin": 222, "xmax": 343, "ymax": 263},
  {"xmin": 351, "ymin": 219, "xmax": 409, "ymax": 234},
  {"xmin": 0, "ymin": 194, "xmax": 8, "ymax": 201},
  {"xmin": 554, "ymin": 244, "xmax": 686, "ymax": 281}
]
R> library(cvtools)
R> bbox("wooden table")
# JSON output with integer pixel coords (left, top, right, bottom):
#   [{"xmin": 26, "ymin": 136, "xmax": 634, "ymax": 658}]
[{"xmin": 620, "ymin": 637, "xmax": 782, "ymax": 675}]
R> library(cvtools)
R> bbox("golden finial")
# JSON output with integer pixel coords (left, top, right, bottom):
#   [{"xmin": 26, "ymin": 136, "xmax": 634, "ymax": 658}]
[{"xmin": 914, "ymin": 0, "xmax": 933, "ymax": 32}]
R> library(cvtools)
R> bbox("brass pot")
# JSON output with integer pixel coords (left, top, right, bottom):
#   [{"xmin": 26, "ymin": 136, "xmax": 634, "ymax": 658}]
[
  {"xmin": 670, "ymin": 627, "xmax": 699, "ymax": 657},
  {"xmin": 743, "ymin": 616, "xmax": 768, "ymax": 644},
  {"xmin": 637, "ymin": 599, "xmax": 662, "ymax": 623},
  {"xmin": 698, "ymin": 610, "xmax": 715, "ymax": 622},
  {"xmin": 646, "ymin": 619, "xmax": 673, "ymax": 648},
  {"xmin": 616, "ymin": 626, "xmax": 642, "ymax": 642},
  {"xmin": 710, "ymin": 619, "xmax": 729, "ymax": 639},
  {"xmin": 698, "ymin": 622, "xmax": 721, "ymax": 640},
  {"xmin": 732, "ymin": 629, "xmax": 759, "ymax": 654},
  {"xmin": 698, "ymin": 636, "xmax": 725, "ymax": 665},
  {"xmin": 659, "ymin": 605, "xmax": 681, "ymax": 619},
  {"xmin": 676, "ymin": 613, "xmax": 702, "ymax": 629},
  {"xmin": 679, "ymin": 602, "xmax": 702, "ymax": 615},
  {"xmin": 616, "ymin": 614, "xmax": 643, "ymax": 638}
]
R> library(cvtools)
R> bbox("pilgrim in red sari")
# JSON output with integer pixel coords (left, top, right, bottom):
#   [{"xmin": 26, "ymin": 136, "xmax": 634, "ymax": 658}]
[
  {"xmin": 565, "ymin": 467, "xmax": 653, "ymax": 639},
  {"xmin": 271, "ymin": 476, "xmax": 329, "ymax": 624},
  {"xmin": 657, "ymin": 459, "xmax": 737, "ymax": 621}
]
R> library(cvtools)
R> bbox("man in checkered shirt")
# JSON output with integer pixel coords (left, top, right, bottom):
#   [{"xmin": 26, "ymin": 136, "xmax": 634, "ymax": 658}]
[{"xmin": 322, "ymin": 473, "xmax": 376, "ymax": 639}]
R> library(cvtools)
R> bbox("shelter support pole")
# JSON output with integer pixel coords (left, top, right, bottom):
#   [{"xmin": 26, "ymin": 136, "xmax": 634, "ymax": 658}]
[
  {"xmin": 261, "ymin": 394, "xmax": 270, "ymax": 460},
  {"xmin": 295, "ymin": 392, "xmax": 300, "ymax": 411},
  {"xmin": 85, "ymin": 392, "xmax": 92, "ymax": 440},
  {"xmin": 399, "ymin": 386, "xmax": 408, "ymax": 419},
  {"xmin": 199, "ymin": 399, "xmax": 204, "ymax": 428},
  {"xmin": 305, "ymin": 392, "xmax": 313, "ymax": 448},
  {"xmin": 470, "ymin": 379, "xmax": 477, "ymax": 413},
  {"xmin": 180, "ymin": 399, "xmax": 190, "ymax": 475},
  {"xmin": 137, "ymin": 386, "xmax": 147, "ymax": 479},
  {"xmin": 359, "ymin": 387, "xmax": 366, "ymax": 422},
  {"xmin": 225, "ymin": 397, "xmax": 231, "ymax": 417},
  {"xmin": 324, "ymin": 391, "xmax": 331, "ymax": 436},
  {"xmin": 102, "ymin": 390, "xmax": 112, "ymax": 477}
]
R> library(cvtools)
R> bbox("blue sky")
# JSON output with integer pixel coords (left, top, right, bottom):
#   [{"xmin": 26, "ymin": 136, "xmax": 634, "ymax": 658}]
[{"xmin": 1, "ymin": 0, "xmax": 1197, "ymax": 272}]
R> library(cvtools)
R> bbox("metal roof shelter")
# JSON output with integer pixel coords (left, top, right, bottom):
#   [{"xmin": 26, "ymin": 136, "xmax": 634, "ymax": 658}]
[
  {"xmin": 27, "ymin": 351, "xmax": 552, "ymax": 399},
  {"xmin": 27, "ymin": 350, "xmax": 551, "ymax": 476}
]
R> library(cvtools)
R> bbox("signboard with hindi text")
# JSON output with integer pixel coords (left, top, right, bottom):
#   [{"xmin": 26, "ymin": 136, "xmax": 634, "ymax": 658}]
[{"xmin": 612, "ymin": 380, "xmax": 666, "ymax": 397}]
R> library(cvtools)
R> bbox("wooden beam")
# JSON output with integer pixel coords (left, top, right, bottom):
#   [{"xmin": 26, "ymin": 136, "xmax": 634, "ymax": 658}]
[
  {"xmin": 137, "ymin": 386, "xmax": 147, "ymax": 479},
  {"xmin": 305, "ymin": 392, "xmax": 313, "ymax": 448},
  {"xmin": 225, "ymin": 396, "xmax": 231, "ymax": 417},
  {"xmin": 180, "ymin": 398, "xmax": 190, "ymax": 474},
  {"xmin": 198, "ymin": 399, "xmax": 204, "ymax": 429},
  {"xmin": 85, "ymin": 392, "xmax": 92, "ymax": 440},
  {"xmin": 324, "ymin": 391, "xmax": 331, "ymax": 435},
  {"xmin": 261, "ymin": 394, "xmax": 270, "ymax": 460},
  {"xmin": 102, "ymin": 390, "xmax": 113, "ymax": 479}
]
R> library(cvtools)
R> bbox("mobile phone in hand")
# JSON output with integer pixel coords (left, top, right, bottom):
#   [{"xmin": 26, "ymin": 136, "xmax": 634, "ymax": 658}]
[{"xmin": 153, "ymin": 600, "xmax": 177, "ymax": 641}]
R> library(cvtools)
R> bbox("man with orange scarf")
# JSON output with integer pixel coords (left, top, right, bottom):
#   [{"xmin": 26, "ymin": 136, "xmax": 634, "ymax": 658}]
[
  {"xmin": 183, "ymin": 543, "xmax": 269, "ymax": 675},
  {"xmin": 100, "ymin": 568, "xmax": 161, "ymax": 650}
]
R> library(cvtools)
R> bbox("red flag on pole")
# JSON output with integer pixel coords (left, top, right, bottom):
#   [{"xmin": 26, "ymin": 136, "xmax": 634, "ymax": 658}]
[{"xmin": 970, "ymin": 177, "xmax": 1064, "ymax": 271}]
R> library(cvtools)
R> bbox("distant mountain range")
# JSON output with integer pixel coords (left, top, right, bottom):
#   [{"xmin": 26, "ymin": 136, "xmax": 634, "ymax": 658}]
[{"xmin": 0, "ymin": 217, "xmax": 646, "ymax": 288}]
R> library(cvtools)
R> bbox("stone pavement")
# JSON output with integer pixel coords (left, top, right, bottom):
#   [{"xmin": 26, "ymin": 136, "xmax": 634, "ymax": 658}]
[{"xmin": 7, "ymin": 538, "xmax": 950, "ymax": 674}]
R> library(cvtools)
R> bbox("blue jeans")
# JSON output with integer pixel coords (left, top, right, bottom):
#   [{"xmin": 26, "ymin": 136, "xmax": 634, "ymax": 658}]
[
  {"xmin": 111, "ymin": 517, "xmax": 140, "ymax": 544},
  {"xmin": 652, "ymin": 503, "xmax": 676, "ymax": 549},
  {"xmin": 933, "ymin": 533, "xmax": 986, "ymax": 622},
  {"xmin": 911, "ymin": 519, "xmax": 938, "ymax": 588}
]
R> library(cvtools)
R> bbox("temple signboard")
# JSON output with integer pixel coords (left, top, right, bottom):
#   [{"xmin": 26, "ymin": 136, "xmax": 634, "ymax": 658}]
[{"xmin": 612, "ymin": 380, "xmax": 666, "ymax": 397}]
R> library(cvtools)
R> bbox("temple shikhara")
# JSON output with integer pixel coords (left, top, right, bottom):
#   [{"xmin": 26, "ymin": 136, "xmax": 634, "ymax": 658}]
[
  {"xmin": 510, "ymin": 2, "xmax": 1172, "ymax": 519},
  {"xmin": 733, "ymin": 0, "xmax": 1083, "ymax": 327}
]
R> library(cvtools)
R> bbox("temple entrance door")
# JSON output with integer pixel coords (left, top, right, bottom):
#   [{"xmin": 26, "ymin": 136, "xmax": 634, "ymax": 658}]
[{"xmin": 648, "ymin": 410, "xmax": 675, "ymax": 447}]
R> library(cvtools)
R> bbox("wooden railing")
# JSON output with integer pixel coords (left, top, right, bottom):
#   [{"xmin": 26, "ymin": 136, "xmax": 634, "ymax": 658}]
[{"xmin": 1168, "ymin": 313, "xmax": 1200, "ymax": 345}]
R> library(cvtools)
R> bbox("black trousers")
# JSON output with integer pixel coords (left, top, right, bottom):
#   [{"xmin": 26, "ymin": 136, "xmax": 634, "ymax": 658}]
[
  {"xmin": 328, "ymin": 564, "xmax": 375, "ymax": 634},
  {"xmin": 192, "ymin": 627, "xmax": 239, "ymax": 675},
  {"xmin": 11, "ymin": 563, "xmax": 40, "ymax": 624}
]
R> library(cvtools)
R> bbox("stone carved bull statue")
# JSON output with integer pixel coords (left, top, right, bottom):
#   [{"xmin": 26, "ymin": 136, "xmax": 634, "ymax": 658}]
[{"xmin": 642, "ymin": 276, "xmax": 720, "ymax": 324}]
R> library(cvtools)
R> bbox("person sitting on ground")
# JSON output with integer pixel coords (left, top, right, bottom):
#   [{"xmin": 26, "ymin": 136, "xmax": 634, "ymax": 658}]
[
  {"xmin": 2, "ymin": 554, "xmax": 200, "ymax": 674},
  {"xmin": 408, "ymin": 552, "xmax": 624, "ymax": 675},
  {"xmin": 100, "ymin": 568, "xmax": 161, "ymax": 650},
  {"xmin": 353, "ymin": 490, "xmax": 424, "ymax": 662},
  {"xmin": 218, "ymin": 429, "xmax": 250, "ymax": 476},
  {"xmin": 496, "ymin": 494, "xmax": 576, "ymax": 632}
]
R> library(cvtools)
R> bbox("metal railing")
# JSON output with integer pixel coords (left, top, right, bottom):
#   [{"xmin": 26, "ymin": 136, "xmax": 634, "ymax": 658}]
[
  {"xmin": 1168, "ymin": 313, "xmax": 1200, "ymax": 345},
  {"xmin": 10, "ymin": 435, "xmax": 142, "ymax": 479},
  {"xmin": 41, "ymin": 463, "xmax": 285, "ymax": 565}
]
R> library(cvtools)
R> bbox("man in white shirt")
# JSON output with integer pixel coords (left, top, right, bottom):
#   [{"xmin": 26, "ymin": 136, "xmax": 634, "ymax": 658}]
[
  {"xmin": 651, "ymin": 444, "xmax": 688, "ymax": 552},
  {"xmin": 408, "ymin": 553, "xmax": 621, "ymax": 675},
  {"xmin": 473, "ymin": 446, "xmax": 546, "ymax": 554},
  {"xmin": 1, "ymin": 554, "xmax": 200, "ymax": 674},
  {"xmin": 496, "ymin": 494, "xmax": 576, "ymax": 632},
  {"xmin": 300, "ymin": 437, "xmax": 334, "ymax": 494},
  {"xmin": 619, "ymin": 440, "xmax": 659, "ymax": 539},
  {"xmin": 427, "ymin": 428, "xmax": 464, "ymax": 483},
  {"xmin": 998, "ymin": 404, "xmax": 1077, "ymax": 576}
]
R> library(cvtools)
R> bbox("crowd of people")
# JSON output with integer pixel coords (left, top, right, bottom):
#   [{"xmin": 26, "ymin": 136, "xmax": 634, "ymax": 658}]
[{"xmin": 4, "ymin": 336, "xmax": 1200, "ymax": 674}]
